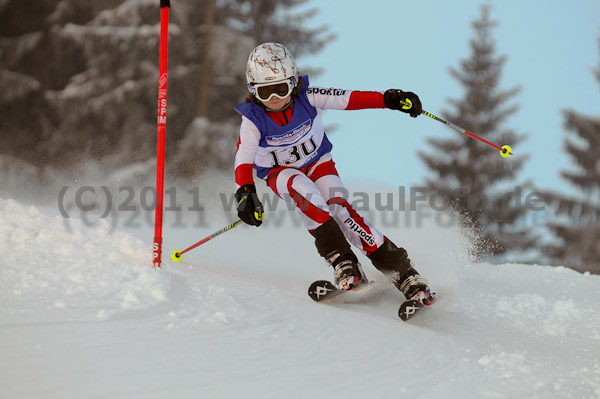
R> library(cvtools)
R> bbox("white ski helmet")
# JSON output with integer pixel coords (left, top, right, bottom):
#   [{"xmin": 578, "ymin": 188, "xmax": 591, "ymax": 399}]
[{"xmin": 246, "ymin": 42, "xmax": 299, "ymax": 99}]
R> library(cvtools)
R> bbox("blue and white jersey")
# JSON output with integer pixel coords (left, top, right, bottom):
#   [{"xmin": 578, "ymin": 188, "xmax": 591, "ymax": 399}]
[
  {"xmin": 234, "ymin": 75, "xmax": 386, "ymax": 188},
  {"xmin": 234, "ymin": 75, "xmax": 332, "ymax": 180}
]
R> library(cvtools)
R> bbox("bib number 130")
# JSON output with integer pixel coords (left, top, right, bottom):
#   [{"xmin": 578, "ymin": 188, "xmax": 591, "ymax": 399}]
[{"xmin": 268, "ymin": 137, "xmax": 317, "ymax": 167}]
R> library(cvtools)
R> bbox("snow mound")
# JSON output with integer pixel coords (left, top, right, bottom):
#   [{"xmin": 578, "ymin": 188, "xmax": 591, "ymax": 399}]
[
  {"xmin": 0, "ymin": 198, "xmax": 169, "ymax": 322},
  {"xmin": 2, "ymin": 197, "xmax": 600, "ymax": 398}
]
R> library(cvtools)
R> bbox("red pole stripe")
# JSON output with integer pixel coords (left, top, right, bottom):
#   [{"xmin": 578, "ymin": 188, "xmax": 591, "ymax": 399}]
[
  {"xmin": 179, "ymin": 236, "xmax": 211, "ymax": 256},
  {"xmin": 153, "ymin": 1, "xmax": 170, "ymax": 268},
  {"xmin": 462, "ymin": 130, "xmax": 503, "ymax": 151},
  {"xmin": 177, "ymin": 220, "xmax": 245, "ymax": 257},
  {"xmin": 421, "ymin": 109, "xmax": 509, "ymax": 154}
]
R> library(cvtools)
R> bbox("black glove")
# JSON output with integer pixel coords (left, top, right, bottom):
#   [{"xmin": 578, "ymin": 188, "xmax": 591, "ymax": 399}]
[
  {"xmin": 383, "ymin": 89, "xmax": 423, "ymax": 118},
  {"xmin": 235, "ymin": 184, "xmax": 264, "ymax": 227}
]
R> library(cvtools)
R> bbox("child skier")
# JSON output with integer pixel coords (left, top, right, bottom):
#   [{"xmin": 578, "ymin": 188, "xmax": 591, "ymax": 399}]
[{"xmin": 234, "ymin": 42, "xmax": 434, "ymax": 305}]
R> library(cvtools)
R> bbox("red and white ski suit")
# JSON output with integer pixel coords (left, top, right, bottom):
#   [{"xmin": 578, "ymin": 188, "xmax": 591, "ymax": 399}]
[{"xmin": 234, "ymin": 76, "xmax": 388, "ymax": 256}]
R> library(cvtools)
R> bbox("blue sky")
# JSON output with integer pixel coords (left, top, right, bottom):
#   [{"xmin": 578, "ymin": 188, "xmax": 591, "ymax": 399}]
[{"xmin": 295, "ymin": 0, "xmax": 600, "ymax": 195}]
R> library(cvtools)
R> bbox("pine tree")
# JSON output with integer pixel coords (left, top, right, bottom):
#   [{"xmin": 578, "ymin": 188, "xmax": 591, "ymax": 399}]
[
  {"xmin": 543, "ymin": 37, "xmax": 600, "ymax": 274},
  {"xmin": 0, "ymin": 0, "xmax": 121, "ymax": 170},
  {"xmin": 0, "ymin": 0, "xmax": 330, "ymax": 177},
  {"xmin": 418, "ymin": 5, "xmax": 535, "ymax": 259}
]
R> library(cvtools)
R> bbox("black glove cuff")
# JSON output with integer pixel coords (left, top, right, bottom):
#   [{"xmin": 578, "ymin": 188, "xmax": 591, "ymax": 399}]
[
  {"xmin": 235, "ymin": 184, "xmax": 263, "ymax": 226},
  {"xmin": 383, "ymin": 89, "xmax": 403, "ymax": 110},
  {"xmin": 384, "ymin": 89, "xmax": 422, "ymax": 117},
  {"xmin": 235, "ymin": 184, "xmax": 256, "ymax": 203}
]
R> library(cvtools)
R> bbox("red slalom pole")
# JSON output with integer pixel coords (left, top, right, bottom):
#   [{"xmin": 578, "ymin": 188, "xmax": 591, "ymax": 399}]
[{"xmin": 153, "ymin": 0, "xmax": 170, "ymax": 268}]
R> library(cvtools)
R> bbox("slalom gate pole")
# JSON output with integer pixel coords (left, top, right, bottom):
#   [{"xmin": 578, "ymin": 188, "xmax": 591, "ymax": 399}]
[
  {"xmin": 171, "ymin": 220, "xmax": 245, "ymax": 262},
  {"xmin": 152, "ymin": 0, "xmax": 170, "ymax": 268},
  {"xmin": 399, "ymin": 99, "xmax": 513, "ymax": 158}
]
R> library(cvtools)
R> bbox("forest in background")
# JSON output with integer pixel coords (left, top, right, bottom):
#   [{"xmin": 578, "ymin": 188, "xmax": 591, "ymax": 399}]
[{"xmin": 0, "ymin": 0, "xmax": 330, "ymax": 177}]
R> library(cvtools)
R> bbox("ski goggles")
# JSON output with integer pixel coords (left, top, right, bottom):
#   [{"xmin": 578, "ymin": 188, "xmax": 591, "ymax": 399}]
[{"xmin": 252, "ymin": 80, "xmax": 293, "ymax": 102}]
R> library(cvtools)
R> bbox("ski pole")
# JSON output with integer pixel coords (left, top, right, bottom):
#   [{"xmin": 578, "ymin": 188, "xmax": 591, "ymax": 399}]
[
  {"xmin": 171, "ymin": 206, "xmax": 263, "ymax": 261},
  {"xmin": 171, "ymin": 220, "xmax": 244, "ymax": 261},
  {"xmin": 400, "ymin": 99, "xmax": 513, "ymax": 158}
]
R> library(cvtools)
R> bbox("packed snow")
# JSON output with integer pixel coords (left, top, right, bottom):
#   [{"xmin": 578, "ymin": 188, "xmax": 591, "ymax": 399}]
[{"xmin": 1, "ymin": 193, "xmax": 599, "ymax": 398}]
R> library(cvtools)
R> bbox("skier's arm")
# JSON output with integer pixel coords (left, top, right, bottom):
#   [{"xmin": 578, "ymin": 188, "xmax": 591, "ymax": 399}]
[
  {"xmin": 234, "ymin": 116, "xmax": 260, "ymax": 188},
  {"xmin": 306, "ymin": 87, "xmax": 386, "ymax": 111},
  {"xmin": 306, "ymin": 86, "xmax": 423, "ymax": 117},
  {"xmin": 234, "ymin": 117, "xmax": 263, "ymax": 226}
]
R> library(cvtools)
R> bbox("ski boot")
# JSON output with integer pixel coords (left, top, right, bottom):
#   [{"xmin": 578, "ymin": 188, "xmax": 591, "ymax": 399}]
[
  {"xmin": 368, "ymin": 238, "xmax": 435, "ymax": 305},
  {"xmin": 311, "ymin": 218, "xmax": 369, "ymax": 291},
  {"xmin": 326, "ymin": 251, "xmax": 368, "ymax": 291},
  {"xmin": 395, "ymin": 271, "xmax": 436, "ymax": 306}
]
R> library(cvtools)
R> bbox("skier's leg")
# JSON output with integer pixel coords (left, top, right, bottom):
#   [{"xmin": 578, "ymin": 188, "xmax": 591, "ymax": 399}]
[
  {"xmin": 307, "ymin": 155, "xmax": 384, "ymax": 256},
  {"xmin": 307, "ymin": 157, "xmax": 433, "ymax": 300},
  {"xmin": 369, "ymin": 239, "xmax": 433, "ymax": 302},
  {"xmin": 267, "ymin": 167, "xmax": 330, "ymax": 231},
  {"xmin": 266, "ymin": 168, "xmax": 367, "ymax": 289},
  {"xmin": 310, "ymin": 218, "xmax": 368, "ymax": 289}
]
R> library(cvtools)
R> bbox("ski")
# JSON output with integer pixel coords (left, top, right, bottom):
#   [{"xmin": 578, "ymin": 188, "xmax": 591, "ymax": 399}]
[
  {"xmin": 307, "ymin": 279, "xmax": 371, "ymax": 302},
  {"xmin": 307, "ymin": 280, "xmax": 344, "ymax": 302},
  {"xmin": 398, "ymin": 299, "xmax": 427, "ymax": 321},
  {"xmin": 398, "ymin": 292, "xmax": 436, "ymax": 321},
  {"xmin": 309, "ymin": 279, "xmax": 436, "ymax": 321}
]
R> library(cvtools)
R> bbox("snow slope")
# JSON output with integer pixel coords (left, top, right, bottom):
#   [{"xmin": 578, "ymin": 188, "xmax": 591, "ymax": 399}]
[{"xmin": 1, "ymin": 196, "xmax": 600, "ymax": 399}]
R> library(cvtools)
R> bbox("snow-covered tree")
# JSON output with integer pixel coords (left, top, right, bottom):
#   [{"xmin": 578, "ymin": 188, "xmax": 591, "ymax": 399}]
[
  {"xmin": 0, "ymin": 0, "xmax": 121, "ymax": 169},
  {"xmin": 0, "ymin": 0, "xmax": 330, "ymax": 177},
  {"xmin": 418, "ymin": 5, "xmax": 535, "ymax": 259},
  {"xmin": 542, "ymin": 37, "xmax": 600, "ymax": 274}
]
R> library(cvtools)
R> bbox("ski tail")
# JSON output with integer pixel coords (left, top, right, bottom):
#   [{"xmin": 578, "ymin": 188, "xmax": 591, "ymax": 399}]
[
  {"xmin": 398, "ymin": 293, "xmax": 437, "ymax": 321},
  {"xmin": 308, "ymin": 280, "xmax": 341, "ymax": 302}
]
